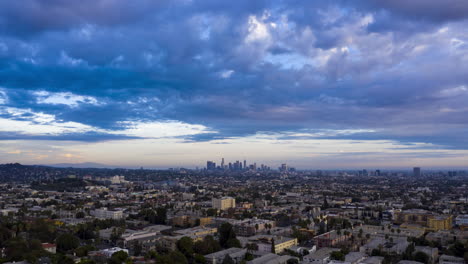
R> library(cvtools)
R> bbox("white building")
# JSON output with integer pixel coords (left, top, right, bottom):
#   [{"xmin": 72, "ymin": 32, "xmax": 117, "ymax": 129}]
[
  {"xmin": 205, "ymin": 248, "xmax": 247, "ymax": 264},
  {"xmin": 303, "ymin": 248, "xmax": 340, "ymax": 264},
  {"xmin": 110, "ymin": 175, "xmax": 128, "ymax": 184},
  {"xmin": 247, "ymin": 253, "xmax": 293, "ymax": 264},
  {"xmin": 91, "ymin": 208, "xmax": 124, "ymax": 220}
]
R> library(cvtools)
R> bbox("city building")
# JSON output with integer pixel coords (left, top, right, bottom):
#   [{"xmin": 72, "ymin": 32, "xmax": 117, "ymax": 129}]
[
  {"xmin": 212, "ymin": 197, "xmax": 236, "ymax": 210},
  {"xmin": 90, "ymin": 208, "xmax": 125, "ymax": 220},
  {"xmin": 205, "ymin": 248, "xmax": 246, "ymax": 264},
  {"xmin": 41, "ymin": 243, "xmax": 57, "ymax": 254},
  {"xmin": 394, "ymin": 209, "xmax": 452, "ymax": 231},
  {"xmin": 247, "ymin": 253, "xmax": 294, "ymax": 264},
  {"xmin": 427, "ymin": 215, "xmax": 453, "ymax": 231},
  {"xmin": 455, "ymin": 214, "xmax": 468, "ymax": 230},
  {"xmin": 313, "ymin": 230, "xmax": 350, "ymax": 248}
]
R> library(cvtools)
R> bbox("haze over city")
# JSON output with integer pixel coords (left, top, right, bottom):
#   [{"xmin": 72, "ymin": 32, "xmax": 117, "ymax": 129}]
[{"xmin": 1, "ymin": 0, "xmax": 468, "ymax": 169}]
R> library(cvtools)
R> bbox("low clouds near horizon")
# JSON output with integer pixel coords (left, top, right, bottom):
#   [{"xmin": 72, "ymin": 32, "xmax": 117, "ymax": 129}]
[{"xmin": 1, "ymin": 0, "xmax": 468, "ymax": 168}]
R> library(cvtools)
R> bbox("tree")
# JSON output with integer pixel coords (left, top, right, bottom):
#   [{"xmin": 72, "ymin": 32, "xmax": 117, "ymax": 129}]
[
  {"xmin": 4, "ymin": 238, "xmax": 45, "ymax": 262},
  {"xmin": 206, "ymin": 208, "xmax": 218, "ymax": 217},
  {"xmin": 194, "ymin": 235, "xmax": 221, "ymax": 255},
  {"xmin": 53, "ymin": 254, "xmax": 75, "ymax": 264},
  {"xmin": 56, "ymin": 233, "xmax": 80, "ymax": 252},
  {"xmin": 155, "ymin": 207, "xmax": 167, "ymax": 224},
  {"xmin": 371, "ymin": 249, "xmax": 382, "ymax": 256},
  {"xmin": 169, "ymin": 251, "xmax": 188, "ymax": 264},
  {"xmin": 219, "ymin": 223, "xmax": 236, "ymax": 248},
  {"xmin": 322, "ymin": 196, "xmax": 329, "ymax": 209},
  {"xmin": 194, "ymin": 254, "xmax": 206, "ymax": 264},
  {"xmin": 177, "ymin": 236, "xmax": 194, "ymax": 258},
  {"xmin": 246, "ymin": 243, "xmax": 258, "ymax": 253},
  {"xmin": 76, "ymin": 211, "xmax": 85, "ymax": 218},
  {"xmin": 330, "ymin": 251, "xmax": 345, "ymax": 261},
  {"xmin": 133, "ymin": 240, "xmax": 142, "ymax": 256},
  {"xmin": 76, "ymin": 224, "xmax": 96, "ymax": 240},
  {"xmin": 222, "ymin": 254, "xmax": 235, "ymax": 264},
  {"xmin": 447, "ymin": 241, "xmax": 466, "ymax": 258},
  {"xmin": 271, "ymin": 238, "xmax": 276, "ymax": 253},
  {"xmin": 75, "ymin": 245, "xmax": 96, "ymax": 257},
  {"xmin": 226, "ymin": 238, "xmax": 241, "ymax": 248},
  {"xmin": 414, "ymin": 251, "xmax": 429, "ymax": 264},
  {"xmin": 0, "ymin": 226, "xmax": 12, "ymax": 247},
  {"xmin": 110, "ymin": 227, "xmax": 123, "ymax": 245},
  {"xmin": 403, "ymin": 243, "xmax": 415, "ymax": 260},
  {"xmin": 78, "ymin": 259, "xmax": 96, "ymax": 264},
  {"xmin": 109, "ymin": 250, "xmax": 128, "ymax": 264}
]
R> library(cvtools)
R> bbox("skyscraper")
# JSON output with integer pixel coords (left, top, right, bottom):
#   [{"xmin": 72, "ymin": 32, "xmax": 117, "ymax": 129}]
[
  {"xmin": 221, "ymin": 158, "xmax": 225, "ymax": 168},
  {"xmin": 413, "ymin": 167, "xmax": 421, "ymax": 177},
  {"xmin": 207, "ymin": 161, "xmax": 216, "ymax": 170},
  {"xmin": 243, "ymin": 160, "xmax": 247, "ymax": 170},
  {"xmin": 280, "ymin": 164, "xmax": 287, "ymax": 172}
]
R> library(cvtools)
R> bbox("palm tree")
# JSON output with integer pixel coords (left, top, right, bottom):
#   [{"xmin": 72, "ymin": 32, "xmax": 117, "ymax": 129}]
[{"xmin": 246, "ymin": 243, "xmax": 258, "ymax": 253}]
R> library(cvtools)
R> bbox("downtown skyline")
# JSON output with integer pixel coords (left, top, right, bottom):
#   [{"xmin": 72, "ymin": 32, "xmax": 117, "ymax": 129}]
[{"xmin": 1, "ymin": 0, "xmax": 468, "ymax": 168}]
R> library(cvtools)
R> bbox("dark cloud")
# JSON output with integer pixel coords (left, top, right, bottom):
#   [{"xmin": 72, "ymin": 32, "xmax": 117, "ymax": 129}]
[
  {"xmin": 0, "ymin": 131, "xmax": 139, "ymax": 142},
  {"xmin": 0, "ymin": 0, "xmax": 467, "ymax": 150},
  {"xmin": 359, "ymin": 0, "xmax": 468, "ymax": 22}
]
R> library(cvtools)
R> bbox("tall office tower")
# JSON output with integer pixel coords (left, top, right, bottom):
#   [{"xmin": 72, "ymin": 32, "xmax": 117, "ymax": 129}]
[
  {"xmin": 221, "ymin": 158, "xmax": 225, "ymax": 168},
  {"xmin": 207, "ymin": 161, "xmax": 216, "ymax": 170},
  {"xmin": 280, "ymin": 163, "xmax": 287, "ymax": 172},
  {"xmin": 243, "ymin": 160, "xmax": 246, "ymax": 170},
  {"xmin": 413, "ymin": 167, "xmax": 421, "ymax": 177}
]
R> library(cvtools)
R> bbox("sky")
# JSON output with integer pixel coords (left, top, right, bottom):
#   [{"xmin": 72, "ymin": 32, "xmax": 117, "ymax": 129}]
[{"xmin": 1, "ymin": 0, "xmax": 468, "ymax": 169}]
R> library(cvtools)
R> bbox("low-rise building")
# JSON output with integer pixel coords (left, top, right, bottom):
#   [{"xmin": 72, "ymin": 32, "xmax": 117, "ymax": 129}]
[
  {"xmin": 360, "ymin": 237, "xmax": 409, "ymax": 255},
  {"xmin": 303, "ymin": 247, "xmax": 340, "ymax": 264},
  {"xmin": 313, "ymin": 230, "xmax": 350, "ymax": 248},
  {"xmin": 205, "ymin": 247, "xmax": 246, "ymax": 264},
  {"xmin": 91, "ymin": 208, "xmax": 125, "ymax": 220},
  {"xmin": 438, "ymin": 254, "xmax": 464, "ymax": 264},
  {"xmin": 247, "ymin": 253, "xmax": 294, "ymax": 264},
  {"xmin": 41, "ymin": 243, "xmax": 56, "ymax": 254}
]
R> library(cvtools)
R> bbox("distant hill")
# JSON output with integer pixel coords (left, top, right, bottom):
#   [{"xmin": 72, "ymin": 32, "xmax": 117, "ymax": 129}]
[{"xmin": 46, "ymin": 162, "xmax": 120, "ymax": 169}]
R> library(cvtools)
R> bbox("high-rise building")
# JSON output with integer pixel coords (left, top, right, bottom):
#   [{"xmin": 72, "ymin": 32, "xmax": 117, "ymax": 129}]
[
  {"xmin": 221, "ymin": 158, "xmax": 225, "ymax": 168},
  {"xmin": 243, "ymin": 160, "xmax": 246, "ymax": 170},
  {"xmin": 413, "ymin": 167, "xmax": 421, "ymax": 177},
  {"xmin": 280, "ymin": 164, "xmax": 287, "ymax": 172},
  {"xmin": 207, "ymin": 161, "xmax": 216, "ymax": 170}
]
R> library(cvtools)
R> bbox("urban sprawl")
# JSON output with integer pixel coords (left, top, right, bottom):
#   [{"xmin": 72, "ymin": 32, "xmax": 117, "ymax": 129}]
[{"xmin": 0, "ymin": 162, "xmax": 466, "ymax": 264}]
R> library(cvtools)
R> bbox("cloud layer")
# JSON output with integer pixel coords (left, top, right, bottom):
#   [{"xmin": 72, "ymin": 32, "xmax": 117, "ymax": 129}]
[{"xmin": 1, "ymin": 0, "xmax": 468, "ymax": 167}]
